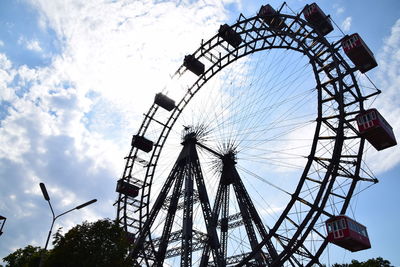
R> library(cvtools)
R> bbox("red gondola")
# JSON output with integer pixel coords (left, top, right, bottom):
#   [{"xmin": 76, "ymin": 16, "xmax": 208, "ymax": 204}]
[
  {"xmin": 303, "ymin": 3, "xmax": 333, "ymax": 36},
  {"xmin": 342, "ymin": 33, "xmax": 378, "ymax": 73},
  {"xmin": 356, "ymin": 108, "xmax": 397, "ymax": 151},
  {"xmin": 258, "ymin": 4, "xmax": 286, "ymax": 30},
  {"xmin": 326, "ymin": 215, "xmax": 371, "ymax": 252}
]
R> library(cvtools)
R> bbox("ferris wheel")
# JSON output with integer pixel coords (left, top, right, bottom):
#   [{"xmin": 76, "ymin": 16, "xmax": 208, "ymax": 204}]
[{"xmin": 115, "ymin": 3, "xmax": 396, "ymax": 266}]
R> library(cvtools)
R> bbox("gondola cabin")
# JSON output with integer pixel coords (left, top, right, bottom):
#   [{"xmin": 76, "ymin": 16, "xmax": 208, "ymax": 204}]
[
  {"xmin": 303, "ymin": 3, "xmax": 333, "ymax": 36},
  {"xmin": 218, "ymin": 24, "xmax": 242, "ymax": 48},
  {"xmin": 183, "ymin": 54, "xmax": 205, "ymax": 76},
  {"xmin": 258, "ymin": 4, "xmax": 286, "ymax": 30},
  {"xmin": 125, "ymin": 232, "xmax": 135, "ymax": 244},
  {"xmin": 342, "ymin": 33, "xmax": 378, "ymax": 73},
  {"xmin": 116, "ymin": 180, "xmax": 140, "ymax": 198},
  {"xmin": 326, "ymin": 215, "xmax": 371, "ymax": 252},
  {"xmin": 131, "ymin": 135, "xmax": 153, "ymax": 153},
  {"xmin": 155, "ymin": 93, "xmax": 175, "ymax": 111},
  {"xmin": 356, "ymin": 109, "xmax": 397, "ymax": 151}
]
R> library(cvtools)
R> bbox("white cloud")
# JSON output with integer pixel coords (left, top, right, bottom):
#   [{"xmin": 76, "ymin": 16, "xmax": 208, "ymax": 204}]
[
  {"xmin": 363, "ymin": 19, "xmax": 400, "ymax": 173},
  {"xmin": 18, "ymin": 37, "xmax": 43, "ymax": 52},
  {"xmin": 336, "ymin": 7, "xmax": 345, "ymax": 14},
  {"xmin": 341, "ymin": 16, "xmax": 352, "ymax": 32},
  {"xmin": 0, "ymin": 54, "xmax": 17, "ymax": 102},
  {"xmin": 26, "ymin": 40, "xmax": 43, "ymax": 52},
  {"xmin": 332, "ymin": 3, "xmax": 345, "ymax": 14},
  {"xmin": 0, "ymin": 0, "xmax": 238, "ymax": 258},
  {"xmin": 0, "ymin": 40, "xmax": 4, "ymax": 47}
]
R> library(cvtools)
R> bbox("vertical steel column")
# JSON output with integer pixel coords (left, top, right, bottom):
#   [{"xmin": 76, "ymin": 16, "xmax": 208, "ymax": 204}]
[
  {"xmin": 220, "ymin": 185, "xmax": 230, "ymax": 261},
  {"xmin": 130, "ymin": 142, "xmax": 193, "ymax": 261},
  {"xmin": 221, "ymin": 158, "xmax": 266, "ymax": 266},
  {"xmin": 231, "ymin": 166, "xmax": 278, "ymax": 261},
  {"xmin": 181, "ymin": 163, "xmax": 194, "ymax": 267},
  {"xmin": 155, "ymin": 167, "xmax": 186, "ymax": 266},
  {"xmin": 191, "ymin": 153, "xmax": 223, "ymax": 266},
  {"xmin": 200, "ymin": 178, "xmax": 225, "ymax": 266}
]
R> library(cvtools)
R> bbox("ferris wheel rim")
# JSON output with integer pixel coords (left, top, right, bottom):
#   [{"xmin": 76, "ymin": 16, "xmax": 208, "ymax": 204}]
[{"xmin": 116, "ymin": 8, "xmax": 374, "ymax": 266}]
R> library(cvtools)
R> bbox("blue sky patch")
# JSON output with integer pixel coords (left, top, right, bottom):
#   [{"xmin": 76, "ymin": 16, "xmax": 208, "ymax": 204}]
[{"xmin": 0, "ymin": 1, "xmax": 61, "ymax": 68}]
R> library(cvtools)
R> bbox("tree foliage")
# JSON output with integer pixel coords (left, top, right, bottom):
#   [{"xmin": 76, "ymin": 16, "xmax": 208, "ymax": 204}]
[
  {"xmin": 3, "ymin": 223, "xmax": 395, "ymax": 267},
  {"xmin": 45, "ymin": 219, "xmax": 132, "ymax": 267},
  {"xmin": 2, "ymin": 219, "xmax": 132, "ymax": 267},
  {"xmin": 331, "ymin": 257, "xmax": 394, "ymax": 267},
  {"xmin": 2, "ymin": 245, "xmax": 43, "ymax": 267}
]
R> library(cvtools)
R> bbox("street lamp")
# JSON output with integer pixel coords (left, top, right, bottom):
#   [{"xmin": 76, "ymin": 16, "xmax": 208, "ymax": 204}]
[{"xmin": 39, "ymin": 182, "xmax": 97, "ymax": 266}]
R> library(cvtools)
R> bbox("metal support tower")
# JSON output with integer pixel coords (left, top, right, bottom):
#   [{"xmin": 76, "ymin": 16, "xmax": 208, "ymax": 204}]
[{"xmin": 130, "ymin": 131, "xmax": 223, "ymax": 266}]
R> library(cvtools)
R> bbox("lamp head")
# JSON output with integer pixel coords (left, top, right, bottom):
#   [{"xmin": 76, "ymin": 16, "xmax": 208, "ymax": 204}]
[
  {"xmin": 76, "ymin": 199, "xmax": 97, "ymax": 209},
  {"xmin": 39, "ymin": 183, "xmax": 50, "ymax": 201}
]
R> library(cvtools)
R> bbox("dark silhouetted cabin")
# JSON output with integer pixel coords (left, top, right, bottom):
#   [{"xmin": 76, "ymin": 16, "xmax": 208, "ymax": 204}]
[
  {"xmin": 155, "ymin": 93, "xmax": 175, "ymax": 111},
  {"xmin": 342, "ymin": 33, "xmax": 378, "ymax": 73},
  {"xmin": 303, "ymin": 3, "xmax": 333, "ymax": 36},
  {"xmin": 258, "ymin": 4, "xmax": 286, "ymax": 30},
  {"xmin": 218, "ymin": 24, "xmax": 242, "ymax": 48},
  {"xmin": 356, "ymin": 108, "xmax": 397, "ymax": 150},
  {"xmin": 183, "ymin": 55, "xmax": 205, "ymax": 76},
  {"xmin": 326, "ymin": 215, "xmax": 371, "ymax": 252},
  {"xmin": 116, "ymin": 179, "xmax": 140, "ymax": 198},
  {"xmin": 125, "ymin": 232, "xmax": 135, "ymax": 244},
  {"xmin": 131, "ymin": 135, "xmax": 153, "ymax": 153}
]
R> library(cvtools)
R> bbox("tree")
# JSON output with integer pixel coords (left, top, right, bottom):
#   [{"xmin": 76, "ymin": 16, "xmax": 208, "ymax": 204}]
[
  {"xmin": 2, "ymin": 219, "xmax": 132, "ymax": 267},
  {"xmin": 362, "ymin": 257, "xmax": 393, "ymax": 267},
  {"xmin": 44, "ymin": 219, "xmax": 132, "ymax": 267},
  {"xmin": 331, "ymin": 257, "xmax": 394, "ymax": 267},
  {"xmin": 2, "ymin": 245, "xmax": 43, "ymax": 267}
]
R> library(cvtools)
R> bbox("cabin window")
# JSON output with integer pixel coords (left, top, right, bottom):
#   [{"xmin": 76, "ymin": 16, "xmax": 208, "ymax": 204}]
[
  {"xmin": 327, "ymin": 223, "xmax": 333, "ymax": 233},
  {"xmin": 344, "ymin": 35, "xmax": 359, "ymax": 50},
  {"xmin": 331, "ymin": 219, "xmax": 346, "ymax": 231},
  {"xmin": 363, "ymin": 228, "xmax": 368, "ymax": 238},
  {"xmin": 371, "ymin": 111, "xmax": 376, "ymax": 120},
  {"xmin": 337, "ymin": 219, "xmax": 345, "ymax": 230},
  {"xmin": 307, "ymin": 4, "xmax": 316, "ymax": 15},
  {"xmin": 349, "ymin": 220, "xmax": 356, "ymax": 231},
  {"xmin": 355, "ymin": 223, "xmax": 365, "ymax": 236},
  {"xmin": 357, "ymin": 225, "xmax": 368, "ymax": 237},
  {"xmin": 358, "ymin": 112, "xmax": 376, "ymax": 128},
  {"xmin": 341, "ymin": 219, "xmax": 347, "ymax": 229}
]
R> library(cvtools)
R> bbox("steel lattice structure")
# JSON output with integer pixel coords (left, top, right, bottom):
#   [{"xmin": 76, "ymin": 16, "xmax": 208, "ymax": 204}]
[{"xmin": 115, "ymin": 3, "xmax": 379, "ymax": 266}]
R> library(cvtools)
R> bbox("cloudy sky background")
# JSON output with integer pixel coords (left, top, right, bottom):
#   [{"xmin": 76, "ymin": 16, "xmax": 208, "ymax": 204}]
[{"xmin": 1, "ymin": 0, "xmax": 399, "ymax": 265}]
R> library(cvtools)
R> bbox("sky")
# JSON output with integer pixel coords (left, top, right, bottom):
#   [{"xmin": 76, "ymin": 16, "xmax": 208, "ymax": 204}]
[{"xmin": 0, "ymin": 0, "xmax": 400, "ymax": 266}]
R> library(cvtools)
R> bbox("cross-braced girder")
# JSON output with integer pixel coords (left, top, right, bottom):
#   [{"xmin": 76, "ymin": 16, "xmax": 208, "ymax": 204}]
[{"xmin": 129, "ymin": 133, "xmax": 223, "ymax": 266}]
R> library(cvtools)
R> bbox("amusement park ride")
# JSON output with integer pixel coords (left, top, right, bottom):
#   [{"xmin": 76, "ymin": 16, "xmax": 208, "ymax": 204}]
[{"xmin": 115, "ymin": 2, "xmax": 396, "ymax": 266}]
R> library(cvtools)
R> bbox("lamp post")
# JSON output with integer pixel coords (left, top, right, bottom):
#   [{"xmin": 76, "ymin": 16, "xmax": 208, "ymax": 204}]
[{"xmin": 39, "ymin": 182, "xmax": 97, "ymax": 266}]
